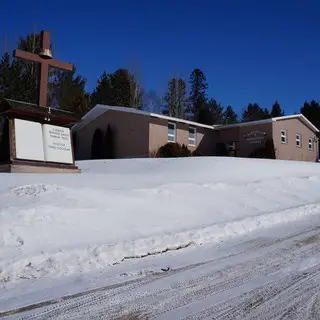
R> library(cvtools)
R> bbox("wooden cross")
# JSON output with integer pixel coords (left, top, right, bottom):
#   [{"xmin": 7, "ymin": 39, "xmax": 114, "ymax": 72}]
[{"xmin": 13, "ymin": 30, "xmax": 73, "ymax": 107}]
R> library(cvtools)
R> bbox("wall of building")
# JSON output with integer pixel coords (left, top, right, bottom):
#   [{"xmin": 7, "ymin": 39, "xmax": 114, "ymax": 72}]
[
  {"xmin": 74, "ymin": 110, "xmax": 150, "ymax": 160},
  {"xmin": 238, "ymin": 123, "xmax": 273, "ymax": 157},
  {"xmin": 75, "ymin": 110, "xmax": 216, "ymax": 160},
  {"xmin": 75, "ymin": 106, "xmax": 318, "ymax": 162},
  {"xmin": 148, "ymin": 117, "xmax": 215, "ymax": 156},
  {"xmin": 272, "ymin": 118, "xmax": 318, "ymax": 162},
  {"xmin": 216, "ymin": 122, "xmax": 273, "ymax": 157}
]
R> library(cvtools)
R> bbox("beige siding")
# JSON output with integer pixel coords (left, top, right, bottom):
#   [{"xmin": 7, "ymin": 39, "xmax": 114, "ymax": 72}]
[
  {"xmin": 272, "ymin": 118, "xmax": 318, "ymax": 162},
  {"xmin": 75, "ymin": 110, "xmax": 150, "ymax": 160},
  {"xmin": 216, "ymin": 122, "xmax": 273, "ymax": 157},
  {"xmin": 148, "ymin": 118, "xmax": 169, "ymax": 153},
  {"xmin": 238, "ymin": 123, "xmax": 273, "ymax": 157},
  {"xmin": 149, "ymin": 118, "xmax": 215, "ymax": 155},
  {"xmin": 75, "ymin": 110, "xmax": 215, "ymax": 160},
  {"xmin": 75, "ymin": 107, "xmax": 318, "ymax": 162}
]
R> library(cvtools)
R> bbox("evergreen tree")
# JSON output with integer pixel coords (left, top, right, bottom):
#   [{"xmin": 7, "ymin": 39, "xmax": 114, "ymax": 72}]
[
  {"xmin": 52, "ymin": 67, "xmax": 89, "ymax": 118},
  {"xmin": 0, "ymin": 32, "xmax": 88, "ymax": 117},
  {"xmin": 110, "ymin": 68, "xmax": 132, "ymax": 107},
  {"xmin": 208, "ymin": 98, "xmax": 224, "ymax": 124},
  {"xmin": 0, "ymin": 52, "xmax": 14, "ymax": 100},
  {"xmin": 15, "ymin": 32, "xmax": 42, "ymax": 104},
  {"xmin": 165, "ymin": 78, "xmax": 178, "ymax": 117},
  {"xmin": 264, "ymin": 107, "xmax": 270, "ymax": 118},
  {"xmin": 90, "ymin": 69, "xmax": 142, "ymax": 109},
  {"xmin": 270, "ymin": 100, "xmax": 284, "ymax": 117},
  {"xmin": 90, "ymin": 71, "xmax": 113, "ymax": 106},
  {"xmin": 223, "ymin": 105, "xmax": 238, "ymax": 124},
  {"xmin": 197, "ymin": 101, "xmax": 213, "ymax": 125},
  {"xmin": 0, "ymin": 49, "xmax": 38, "ymax": 104},
  {"xmin": 177, "ymin": 79, "xmax": 187, "ymax": 118},
  {"xmin": 242, "ymin": 103, "xmax": 270, "ymax": 122},
  {"xmin": 188, "ymin": 68, "xmax": 208, "ymax": 121},
  {"xmin": 300, "ymin": 100, "xmax": 320, "ymax": 129}
]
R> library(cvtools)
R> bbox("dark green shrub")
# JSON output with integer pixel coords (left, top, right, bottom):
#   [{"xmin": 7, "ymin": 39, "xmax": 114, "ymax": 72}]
[
  {"xmin": 191, "ymin": 149, "xmax": 203, "ymax": 157},
  {"xmin": 180, "ymin": 144, "xmax": 191, "ymax": 157},
  {"xmin": 156, "ymin": 143, "xmax": 205, "ymax": 158},
  {"xmin": 156, "ymin": 142, "xmax": 191, "ymax": 158}
]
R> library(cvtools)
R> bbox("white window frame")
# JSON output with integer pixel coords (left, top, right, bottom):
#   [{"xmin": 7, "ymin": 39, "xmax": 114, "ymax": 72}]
[
  {"xmin": 281, "ymin": 130, "xmax": 287, "ymax": 144},
  {"xmin": 168, "ymin": 122, "xmax": 176, "ymax": 142},
  {"xmin": 188, "ymin": 127, "xmax": 196, "ymax": 146},
  {"xmin": 308, "ymin": 137, "xmax": 314, "ymax": 151},
  {"xmin": 296, "ymin": 133, "xmax": 301, "ymax": 148}
]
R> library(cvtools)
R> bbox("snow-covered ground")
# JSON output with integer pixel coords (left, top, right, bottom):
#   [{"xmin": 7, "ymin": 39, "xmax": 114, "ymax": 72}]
[{"xmin": 1, "ymin": 157, "xmax": 320, "ymax": 319}]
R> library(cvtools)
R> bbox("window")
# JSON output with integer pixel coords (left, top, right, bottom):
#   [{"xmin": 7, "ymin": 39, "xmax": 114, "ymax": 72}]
[
  {"xmin": 281, "ymin": 130, "xmax": 287, "ymax": 144},
  {"xmin": 188, "ymin": 127, "xmax": 196, "ymax": 146},
  {"xmin": 168, "ymin": 122, "xmax": 176, "ymax": 142},
  {"xmin": 296, "ymin": 133, "xmax": 301, "ymax": 147},
  {"xmin": 309, "ymin": 137, "xmax": 314, "ymax": 151}
]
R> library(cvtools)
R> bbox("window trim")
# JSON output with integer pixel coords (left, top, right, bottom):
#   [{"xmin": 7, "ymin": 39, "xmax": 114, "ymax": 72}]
[
  {"xmin": 308, "ymin": 137, "xmax": 314, "ymax": 151},
  {"xmin": 188, "ymin": 126, "xmax": 196, "ymax": 146},
  {"xmin": 296, "ymin": 133, "xmax": 301, "ymax": 148},
  {"xmin": 167, "ymin": 122, "xmax": 176, "ymax": 142},
  {"xmin": 281, "ymin": 129, "xmax": 287, "ymax": 144}
]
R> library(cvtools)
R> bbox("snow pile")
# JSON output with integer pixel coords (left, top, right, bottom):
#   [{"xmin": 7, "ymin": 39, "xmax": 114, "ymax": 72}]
[{"xmin": 1, "ymin": 157, "xmax": 320, "ymax": 285}]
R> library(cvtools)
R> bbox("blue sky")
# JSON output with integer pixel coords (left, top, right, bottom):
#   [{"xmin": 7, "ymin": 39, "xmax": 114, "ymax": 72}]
[{"xmin": 2, "ymin": 0, "xmax": 320, "ymax": 115}]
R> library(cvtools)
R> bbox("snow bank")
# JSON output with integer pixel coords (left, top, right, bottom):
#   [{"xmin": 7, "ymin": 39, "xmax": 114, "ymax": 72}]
[{"xmin": 1, "ymin": 157, "xmax": 320, "ymax": 285}]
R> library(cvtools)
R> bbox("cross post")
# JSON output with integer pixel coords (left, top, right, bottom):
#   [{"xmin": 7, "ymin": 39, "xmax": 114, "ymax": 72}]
[{"xmin": 13, "ymin": 30, "xmax": 73, "ymax": 107}]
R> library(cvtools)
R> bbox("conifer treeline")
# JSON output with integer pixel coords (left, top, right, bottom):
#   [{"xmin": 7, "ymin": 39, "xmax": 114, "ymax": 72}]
[{"xmin": 1, "ymin": 32, "xmax": 320, "ymax": 129}]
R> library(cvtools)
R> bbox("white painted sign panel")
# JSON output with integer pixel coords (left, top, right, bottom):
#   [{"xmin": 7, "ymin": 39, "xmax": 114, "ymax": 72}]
[
  {"xmin": 14, "ymin": 119, "xmax": 45, "ymax": 161},
  {"xmin": 244, "ymin": 131, "xmax": 267, "ymax": 144},
  {"xmin": 42, "ymin": 124, "xmax": 73, "ymax": 164}
]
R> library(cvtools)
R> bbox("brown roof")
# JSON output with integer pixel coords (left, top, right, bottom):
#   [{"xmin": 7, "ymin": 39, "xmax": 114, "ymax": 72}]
[{"xmin": 0, "ymin": 99, "xmax": 80, "ymax": 126}]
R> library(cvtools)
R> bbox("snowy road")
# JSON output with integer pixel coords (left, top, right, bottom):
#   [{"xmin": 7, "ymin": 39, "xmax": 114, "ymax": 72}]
[{"xmin": 3, "ymin": 222, "xmax": 320, "ymax": 319}]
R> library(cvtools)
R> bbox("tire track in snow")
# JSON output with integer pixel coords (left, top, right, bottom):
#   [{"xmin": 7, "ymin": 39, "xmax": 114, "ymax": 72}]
[
  {"xmin": 181, "ymin": 265, "xmax": 320, "ymax": 319},
  {"xmin": 146, "ymin": 236, "xmax": 320, "ymax": 319},
  {"xmin": 1, "ymin": 227, "xmax": 290, "ymax": 318},
  {"xmin": 7, "ymin": 226, "xmax": 320, "ymax": 320}
]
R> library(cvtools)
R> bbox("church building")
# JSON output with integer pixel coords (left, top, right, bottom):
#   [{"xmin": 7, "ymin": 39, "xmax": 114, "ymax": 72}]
[{"xmin": 72, "ymin": 104, "xmax": 319, "ymax": 162}]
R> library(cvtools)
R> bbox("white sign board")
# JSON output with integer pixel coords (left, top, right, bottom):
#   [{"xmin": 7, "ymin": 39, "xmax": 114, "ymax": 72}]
[
  {"xmin": 15, "ymin": 119, "xmax": 45, "ymax": 161},
  {"xmin": 244, "ymin": 131, "xmax": 267, "ymax": 144},
  {"xmin": 42, "ymin": 124, "xmax": 73, "ymax": 164}
]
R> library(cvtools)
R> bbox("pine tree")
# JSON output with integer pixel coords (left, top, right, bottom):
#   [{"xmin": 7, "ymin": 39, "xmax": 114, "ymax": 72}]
[
  {"xmin": 208, "ymin": 98, "xmax": 224, "ymax": 124},
  {"xmin": 110, "ymin": 69, "xmax": 132, "ymax": 107},
  {"xmin": 90, "ymin": 69, "xmax": 141, "ymax": 109},
  {"xmin": 0, "ymin": 31, "xmax": 88, "ymax": 116},
  {"xmin": 197, "ymin": 100, "xmax": 213, "ymax": 125},
  {"xmin": 177, "ymin": 79, "xmax": 187, "ymax": 118},
  {"xmin": 188, "ymin": 68, "xmax": 208, "ymax": 121},
  {"xmin": 165, "ymin": 78, "xmax": 178, "ymax": 117},
  {"xmin": 242, "ymin": 103, "xmax": 270, "ymax": 122},
  {"xmin": 15, "ymin": 32, "xmax": 42, "ymax": 104},
  {"xmin": 0, "ymin": 52, "xmax": 14, "ymax": 100},
  {"xmin": 52, "ymin": 67, "xmax": 89, "ymax": 118},
  {"xmin": 300, "ymin": 100, "xmax": 320, "ymax": 129},
  {"xmin": 223, "ymin": 105, "xmax": 238, "ymax": 124},
  {"xmin": 270, "ymin": 100, "xmax": 284, "ymax": 117},
  {"xmin": 90, "ymin": 71, "xmax": 113, "ymax": 107}
]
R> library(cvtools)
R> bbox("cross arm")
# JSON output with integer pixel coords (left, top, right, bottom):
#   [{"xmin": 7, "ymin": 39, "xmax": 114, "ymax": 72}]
[
  {"xmin": 13, "ymin": 49, "xmax": 42, "ymax": 63},
  {"xmin": 49, "ymin": 59, "xmax": 73, "ymax": 71}
]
